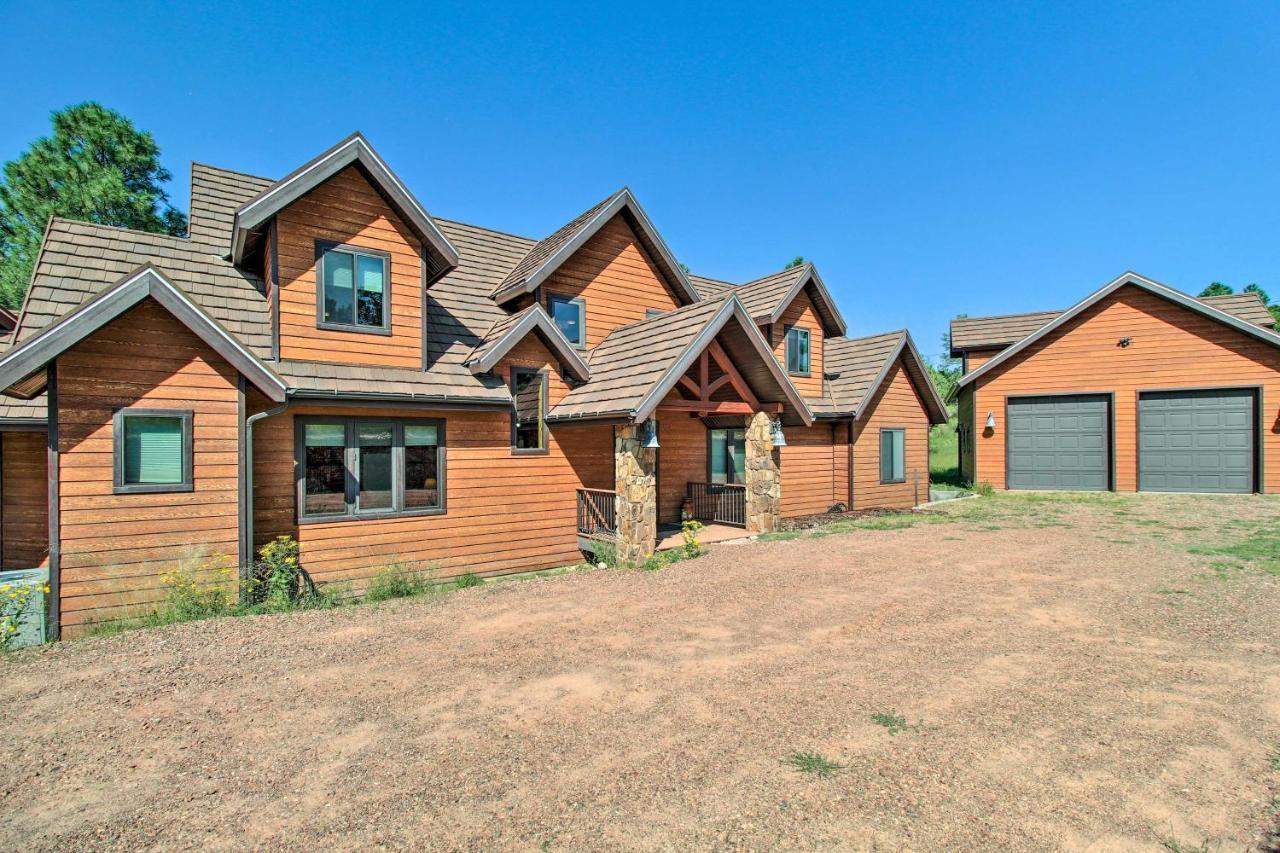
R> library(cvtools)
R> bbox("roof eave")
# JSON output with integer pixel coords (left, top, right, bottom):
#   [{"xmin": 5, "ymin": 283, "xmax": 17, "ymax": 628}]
[
  {"xmin": 465, "ymin": 306, "xmax": 591, "ymax": 382},
  {"xmin": 766, "ymin": 264, "xmax": 847, "ymax": 336}
]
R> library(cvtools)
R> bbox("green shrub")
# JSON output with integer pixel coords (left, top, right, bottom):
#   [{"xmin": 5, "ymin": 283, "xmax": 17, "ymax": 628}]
[
  {"xmin": 454, "ymin": 572, "xmax": 482, "ymax": 589},
  {"xmin": 157, "ymin": 554, "xmax": 236, "ymax": 622},
  {"xmin": 681, "ymin": 518, "xmax": 704, "ymax": 558},
  {"xmin": 366, "ymin": 560, "xmax": 434, "ymax": 602},
  {"xmin": 974, "ymin": 482, "xmax": 996, "ymax": 498},
  {"xmin": 255, "ymin": 536, "xmax": 304, "ymax": 611},
  {"xmin": 589, "ymin": 536, "xmax": 618, "ymax": 566}
]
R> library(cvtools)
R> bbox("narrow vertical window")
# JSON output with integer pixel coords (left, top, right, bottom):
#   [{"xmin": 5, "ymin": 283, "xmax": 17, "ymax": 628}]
[
  {"xmin": 318, "ymin": 243, "xmax": 389, "ymax": 331},
  {"xmin": 547, "ymin": 293, "xmax": 586, "ymax": 347},
  {"xmin": 356, "ymin": 423, "xmax": 394, "ymax": 512},
  {"xmin": 786, "ymin": 326, "xmax": 811, "ymax": 375},
  {"xmin": 303, "ymin": 422, "xmax": 347, "ymax": 516},
  {"xmin": 512, "ymin": 368, "xmax": 547, "ymax": 452},
  {"xmin": 114, "ymin": 409, "xmax": 193, "ymax": 494},
  {"xmin": 403, "ymin": 423, "xmax": 441, "ymax": 510},
  {"xmin": 709, "ymin": 428, "xmax": 746, "ymax": 484},
  {"xmin": 880, "ymin": 428, "xmax": 906, "ymax": 484}
]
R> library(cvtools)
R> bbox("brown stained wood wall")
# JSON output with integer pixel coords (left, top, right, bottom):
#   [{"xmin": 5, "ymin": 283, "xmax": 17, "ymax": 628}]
[
  {"xmin": 56, "ymin": 299, "xmax": 242, "ymax": 636},
  {"xmin": 2, "ymin": 431, "xmax": 48, "ymax": 569},
  {"xmin": 276, "ymin": 165, "xmax": 424, "ymax": 367},
  {"xmin": 771, "ymin": 290, "xmax": 824, "ymax": 399},
  {"xmin": 851, "ymin": 359, "xmax": 931, "ymax": 510},
  {"xmin": 253, "ymin": 334, "xmax": 615, "ymax": 587},
  {"xmin": 963, "ymin": 348, "xmax": 1002, "ymax": 373},
  {"xmin": 780, "ymin": 423, "xmax": 844, "ymax": 517},
  {"xmin": 973, "ymin": 285, "xmax": 1280, "ymax": 492},
  {"xmin": 540, "ymin": 215, "xmax": 683, "ymax": 348},
  {"xmin": 657, "ymin": 406, "xmax": 709, "ymax": 523}
]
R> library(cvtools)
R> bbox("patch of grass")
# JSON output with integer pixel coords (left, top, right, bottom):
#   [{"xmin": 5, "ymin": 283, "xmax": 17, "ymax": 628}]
[
  {"xmin": 1187, "ymin": 521, "xmax": 1280, "ymax": 576},
  {"xmin": 783, "ymin": 751, "xmax": 844, "ymax": 778},
  {"xmin": 929, "ymin": 421, "xmax": 963, "ymax": 488},
  {"xmin": 870, "ymin": 711, "xmax": 917, "ymax": 735},
  {"xmin": 453, "ymin": 572, "xmax": 482, "ymax": 589},
  {"xmin": 1158, "ymin": 835, "xmax": 1219, "ymax": 853},
  {"xmin": 757, "ymin": 531, "xmax": 804, "ymax": 542},
  {"xmin": 365, "ymin": 560, "xmax": 434, "ymax": 602},
  {"xmin": 1155, "ymin": 587, "xmax": 1190, "ymax": 596}
]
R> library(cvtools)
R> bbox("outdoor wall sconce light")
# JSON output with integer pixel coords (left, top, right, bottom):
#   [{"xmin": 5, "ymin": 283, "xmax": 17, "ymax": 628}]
[
  {"xmin": 1118, "ymin": 336, "xmax": 1132, "ymax": 348},
  {"xmin": 770, "ymin": 419, "xmax": 788, "ymax": 447},
  {"xmin": 985, "ymin": 411, "xmax": 996, "ymax": 431},
  {"xmin": 640, "ymin": 418, "xmax": 660, "ymax": 449}
]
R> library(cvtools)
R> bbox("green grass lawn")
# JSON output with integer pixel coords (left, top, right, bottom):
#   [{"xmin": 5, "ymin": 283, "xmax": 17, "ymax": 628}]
[{"xmin": 929, "ymin": 420, "xmax": 962, "ymax": 487}]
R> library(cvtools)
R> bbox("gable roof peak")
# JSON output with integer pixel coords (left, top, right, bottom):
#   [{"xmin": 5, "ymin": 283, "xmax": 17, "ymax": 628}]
[
  {"xmin": 230, "ymin": 131, "xmax": 459, "ymax": 277},
  {"xmin": 491, "ymin": 186, "xmax": 699, "ymax": 306}
]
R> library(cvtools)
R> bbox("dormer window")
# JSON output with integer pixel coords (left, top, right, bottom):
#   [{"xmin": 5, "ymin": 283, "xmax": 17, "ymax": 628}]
[
  {"xmin": 547, "ymin": 293, "xmax": 586, "ymax": 347},
  {"xmin": 318, "ymin": 241, "xmax": 390, "ymax": 333},
  {"xmin": 785, "ymin": 326, "xmax": 810, "ymax": 375}
]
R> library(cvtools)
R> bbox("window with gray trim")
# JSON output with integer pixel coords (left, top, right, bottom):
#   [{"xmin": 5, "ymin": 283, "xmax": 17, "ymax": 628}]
[
  {"xmin": 113, "ymin": 408, "xmax": 193, "ymax": 494},
  {"xmin": 880, "ymin": 428, "xmax": 905, "ymax": 484},
  {"xmin": 547, "ymin": 293, "xmax": 586, "ymax": 347},
  {"xmin": 297, "ymin": 417, "xmax": 444, "ymax": 520},
  {"xmin": 785, "ymin": 326, "xmax": 811, "ymax": 375},
  {"xmin": 512, "ymin": 368, "xmax": 548, "ymax": 452},
  {"xmin": 317, "ymin": 242, "xmax": 390, "ymax": 332}
]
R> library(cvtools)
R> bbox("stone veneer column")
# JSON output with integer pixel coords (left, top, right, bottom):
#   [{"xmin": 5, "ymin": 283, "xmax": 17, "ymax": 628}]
[
  {"xmin": 744, "ymin": 411, "xmax": 781, "ymax": 534},
  {"xmin": 614, "ymin": 424, "xmax": 657, "ymax": 564}
]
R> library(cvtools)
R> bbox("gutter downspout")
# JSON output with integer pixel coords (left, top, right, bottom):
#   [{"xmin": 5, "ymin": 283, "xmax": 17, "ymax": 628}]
[{"xmin": 242, "ymin": 398, "xmax": 290, "ymax": 578}]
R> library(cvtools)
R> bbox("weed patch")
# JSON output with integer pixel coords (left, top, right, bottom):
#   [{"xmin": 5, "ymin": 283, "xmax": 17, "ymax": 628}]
[
  {"xmin": 1188, "ymin": 522, "xmax": 1280, "ymax": 576},
  {"xmin": 366, "ymin": 561, "xmax": 435, "ymax": 602},
  {"xmin": 871, "ymin": 711, "xmax": 919, "ymax": 735},
  {"xmin": 783, "ymin": 751, "xmax": 843, "ymax": 778}
]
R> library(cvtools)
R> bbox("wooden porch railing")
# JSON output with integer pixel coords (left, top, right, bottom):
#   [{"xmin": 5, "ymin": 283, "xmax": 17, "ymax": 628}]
[
  {"xmin": 686, "ymin": 482, "xmax": 747, "ymax": 527},
  {"xmin": 576, "ymin": 488, "xmax": 616, "ymax": 536}
]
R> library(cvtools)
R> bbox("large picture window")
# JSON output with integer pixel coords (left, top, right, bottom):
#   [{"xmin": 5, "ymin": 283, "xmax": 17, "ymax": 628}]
[
  {"xmin": 512, "ymin": 368, "xmax": 548, "ymax": 452},
  {"xmin": 113, "ymin": 408, "xmax": 194, "ymax": 494},
  {"xmin": 880, "ymin": 427, "xmax": 906, "ymax": 484},
  {"xmin": 297, "ymin": 417, "xmax": 445, "ymax": 521},
  {"xmin": 785, "ymin": 326, "xmax": 811, "ymax": 375},
  {"xmin": 317, "ymin": 242, "xmax": 390, "ymax": 332},
  {"xmin": 708, "ymin": 428, "xmax": 746, "ymax": 484},
  {"xmin": 547, "ymin": 293, "xmax": 586, "ymax": 347}
]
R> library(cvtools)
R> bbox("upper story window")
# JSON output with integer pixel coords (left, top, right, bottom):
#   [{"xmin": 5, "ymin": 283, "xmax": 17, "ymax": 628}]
[
  {"xmin": 547, "ymin": 293, "xmax": 585, "ymax": 347},
  {"xmin": 785, "ymin": 326, "xmax": 811, "ymax": 375},
  {"xmin": 113, "ymin": 408, "xmax": 193, "ymax": 494},
  {"xmin": 512, "ymin": 368, "xmax": 548, "ymax": 453},
  {"xmin": 318, "ymin": 241, "xmax": 390, "ymax": 333}
]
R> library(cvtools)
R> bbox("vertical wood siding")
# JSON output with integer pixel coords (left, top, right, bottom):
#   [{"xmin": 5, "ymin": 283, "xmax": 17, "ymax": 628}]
[
  {"xmin": 56, "ymin": 299, "xmax": 242, "ymax": 636},
  {"xmin": 253, "ymin": 335, "xmax": 615, "ymax": 587},
  {"xmin": 540, "ymin": 215, "xmax": 683, "ymax": 348},
  {"xmin": 772, "ymin": 291, "xmax": 824, "ymax": 399},
  {"xmin": 780, "ymin": 423, "xmax": 843, "ymax": 517},
  {"xmin": 276, "ymin": 165, "xmax": 424, "ymax": 367},
  {"xmin": 973, "ymin": 285, "xmax": 1280, "ymax": 492},
  {"xmin": 851, "ymin": 359, "xmax": 931, "ymax": 509},
  {"xmin": 1, "ymin": 431, "xmax": 49, "ymax": 569}
]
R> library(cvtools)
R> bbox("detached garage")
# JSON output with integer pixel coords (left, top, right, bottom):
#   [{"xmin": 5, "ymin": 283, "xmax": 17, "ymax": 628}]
[{"xmin": 952, "ymin": 273, "xmax": 1280, "ymax": 494}]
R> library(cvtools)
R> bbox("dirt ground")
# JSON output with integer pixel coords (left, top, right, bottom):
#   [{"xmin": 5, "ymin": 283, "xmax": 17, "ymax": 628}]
[{"xmin": 2, "ymin": 493, "xmax": 1279, "ymax": 851}]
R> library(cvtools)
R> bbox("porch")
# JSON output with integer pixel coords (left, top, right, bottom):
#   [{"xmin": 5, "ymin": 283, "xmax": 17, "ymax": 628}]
[{"xmin": 576, "ymin": 478, "xmax": 755, "ymax": 556}]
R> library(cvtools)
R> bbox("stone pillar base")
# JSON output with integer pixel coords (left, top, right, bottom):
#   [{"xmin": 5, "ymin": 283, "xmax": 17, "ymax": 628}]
[
  {"xmin": 745, "ymin": 412, "xmax": 781, "ymax": 534},
  {"xmin": 614, "ymin": 424, "xmax": 657, "ymax": 564}
]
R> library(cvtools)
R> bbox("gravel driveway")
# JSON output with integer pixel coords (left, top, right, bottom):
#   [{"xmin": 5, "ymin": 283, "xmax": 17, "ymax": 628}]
[{"xmin": 2, "ymin": 493, "xmax": 1279, "ymax": 851}]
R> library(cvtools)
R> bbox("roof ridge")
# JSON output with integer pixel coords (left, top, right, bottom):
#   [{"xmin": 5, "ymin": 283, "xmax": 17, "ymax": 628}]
[{"xmin": 953, "ymin": 307, "xmax": 1065, "ymax": 323}]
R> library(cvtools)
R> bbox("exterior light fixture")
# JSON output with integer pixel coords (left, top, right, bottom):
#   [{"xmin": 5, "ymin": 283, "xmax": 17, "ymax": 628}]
[
  {"xmin": 985, "ymin": 411, "xmax": 996, "ymax": 430},
  {"xmin": 640, "ymin": 418, "xmax": 660, "ymax": 449},
  {"xmin": 770, "ymin": 419, "xmax": 787, "ymax": 447},
  {"xmin": 1118, "ymin": 336, "xmax": 1132, "ymax": 348}
]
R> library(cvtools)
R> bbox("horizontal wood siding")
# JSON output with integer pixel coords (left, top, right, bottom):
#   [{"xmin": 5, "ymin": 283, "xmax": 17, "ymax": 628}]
[
  {"xmin": 780, "ymin": 423, "xmax": 842, "ymax": 517},
  {"xmin": 2, "ymin": 431, "xmax": 48, "ymax": 569},
  {"xmin": 276, "ymin": 165, "xmax": 424, "ymax": 367},
  {"xmin": 963, "ymin": 348, "xmax": 1003, "ymax": 372},
  {"xmin": 772, "ymin": 290, "xmax": 824, "ymax": 399},
  {"xmin": 852, "ymin": 359, "xmax": 931, "ymax": 509},
  {"xmin": 973, "ymin": 284, "xmax": 1280, "ymax": 492},
  {"xmin": 56, "ymin": 299, "xmax": 241, "ymax": 636},
  {"xmin": 541, "ymin": 215, "xmax": 682, "ymax": 348},
  {"xmin": 657, "ymin": 407, "xmax": 708, "ymax": 523},
  {"xmin": 253, "ymin": 335, "xmax": 615, "ymax": 588}
]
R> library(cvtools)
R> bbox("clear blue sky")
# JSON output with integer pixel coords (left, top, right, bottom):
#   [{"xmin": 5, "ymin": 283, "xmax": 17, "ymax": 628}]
[{"xmin": 3, "ymin": 1, "xmax": 1278, "ymax": 358}]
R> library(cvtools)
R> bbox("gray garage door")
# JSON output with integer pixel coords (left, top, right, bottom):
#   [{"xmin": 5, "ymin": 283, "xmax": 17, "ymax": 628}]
[
  {"xmin": 1007, "ymin": 395, "xmax": 1110, "ymax": 490},
  {"xmin": 1138, "ymin": 389, "xmax": 1255, "ymax": 493}
]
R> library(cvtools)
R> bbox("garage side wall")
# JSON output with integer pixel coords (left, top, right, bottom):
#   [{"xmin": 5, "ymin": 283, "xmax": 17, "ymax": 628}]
[{"xmin": 973, "ymin": 285, "xmax": 1280, "ymax": 492}]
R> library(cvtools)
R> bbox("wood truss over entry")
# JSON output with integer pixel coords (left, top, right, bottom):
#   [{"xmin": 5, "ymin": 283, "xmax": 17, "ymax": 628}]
[{"xmin": 659, "ymin": 339, "xmax": 783, "ymax": 417}]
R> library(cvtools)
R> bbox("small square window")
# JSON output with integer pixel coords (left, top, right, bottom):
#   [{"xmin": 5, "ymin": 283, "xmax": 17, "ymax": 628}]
[
  {"xmin": 318, "ymin": 243, "xmax": 389, "ymax": 332},
  {"xmin": 114, "ymin": 409, "xmax": 193, "ymax": 494},
  {"xmin": 547, "ymin": 293, "xmax": 586, "ymax": 347},
  {"xmin": 786, "ymin": 326, "xmax": 811, "ymax": 375}
]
